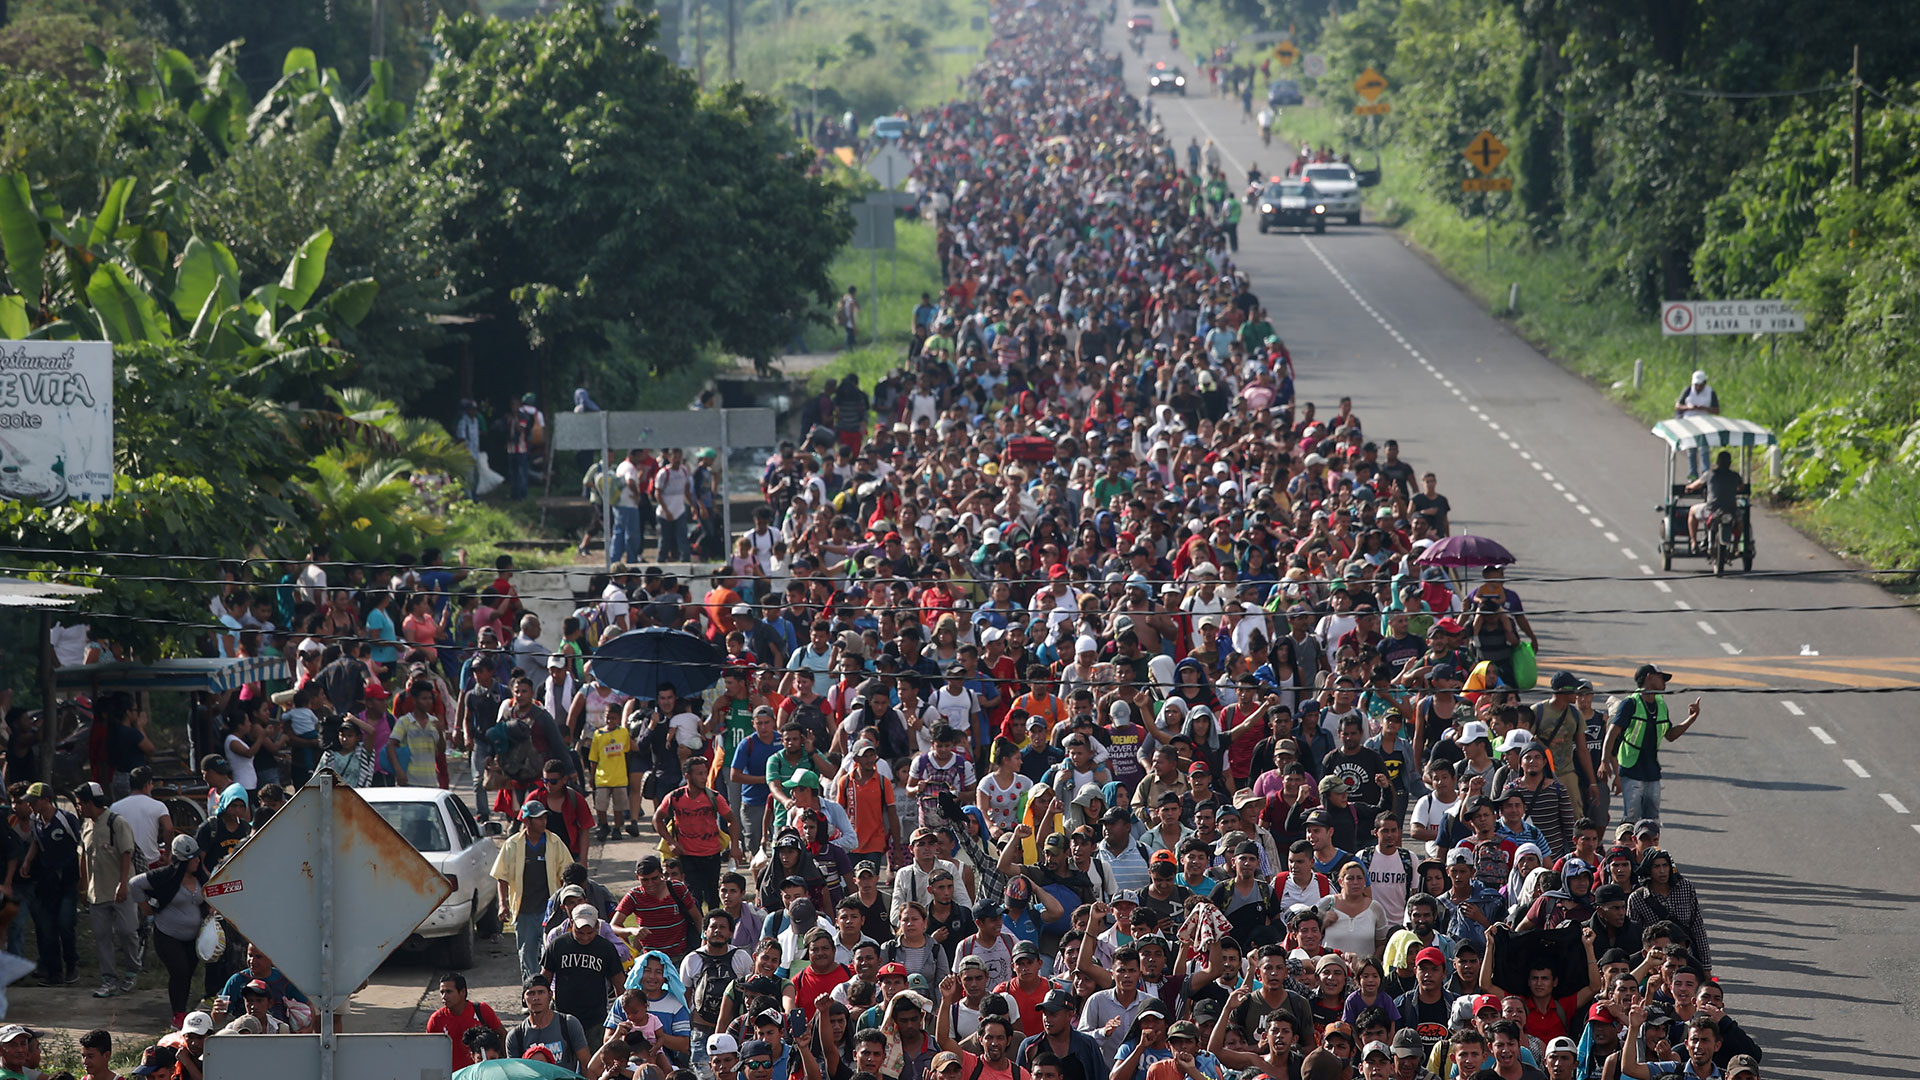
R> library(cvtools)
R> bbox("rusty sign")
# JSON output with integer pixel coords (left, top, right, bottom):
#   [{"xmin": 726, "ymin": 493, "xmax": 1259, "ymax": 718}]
[{"xmin": 205, "ymin": 779, "xmax": 451, "ymax": 1011}]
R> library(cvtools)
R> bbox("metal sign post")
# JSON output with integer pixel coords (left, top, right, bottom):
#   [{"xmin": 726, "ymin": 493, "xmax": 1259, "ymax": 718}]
[
  {"xmin": 850, "ymin": 191, "xmax": 897, "ymax": 348},
  {"xmin": 318, "ymin": 773, "xmax": 334, "ymax": 1080},
  {"xmin": 203, "ymin": 775, "xmax": 456, "ymax": 1080},
  {"xmin": 600, "ymin": 412, "xmax": 614, "ymax": 570},
  {"xmin": 553, "ymin": 409, "xmax": 779, "ymax": 562}
]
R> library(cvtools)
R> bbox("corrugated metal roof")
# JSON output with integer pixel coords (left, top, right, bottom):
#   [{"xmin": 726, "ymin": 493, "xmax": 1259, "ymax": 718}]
[{"xmin": 0, "ymin": 576, "xmax": 100, "ymax": 608}]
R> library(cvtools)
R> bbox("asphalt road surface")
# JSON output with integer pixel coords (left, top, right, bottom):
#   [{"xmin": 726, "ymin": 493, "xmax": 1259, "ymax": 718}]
[{"xmin": 1117, "ymin": 20, "xmax": 1920, "ymax": 1078}]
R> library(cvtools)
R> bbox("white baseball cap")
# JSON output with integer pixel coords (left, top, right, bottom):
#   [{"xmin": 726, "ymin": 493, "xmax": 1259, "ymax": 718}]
[
  {"xmin": 708, "ymin": 1033, "xmax": 741, "ymax": 1056},
  {"xmin": 570, "ymin": 903, "xmax": 600, "ymax": 928},
  {"xmin": 1692, "ymin": 370, "xmax": 1708, "ymax": 384}
]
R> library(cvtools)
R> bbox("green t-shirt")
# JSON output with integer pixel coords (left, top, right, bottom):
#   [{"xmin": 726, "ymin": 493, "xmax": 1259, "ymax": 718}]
[
  {"xmin": 764, "ymin": 750, "xmax": 810, "ymax": 833},
  {"xmin": 723, "ymin": 699, "xmax": 755, "ymax": 773},
  {"xmin": 1091, "ymin": 474, "xmax": 1133, "ymax": 509}
]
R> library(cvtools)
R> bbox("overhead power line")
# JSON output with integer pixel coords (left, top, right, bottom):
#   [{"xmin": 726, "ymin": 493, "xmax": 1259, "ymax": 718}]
[{"xmin": 1672, "ymin": 81, "xmax": 1852, "ymax": 99}]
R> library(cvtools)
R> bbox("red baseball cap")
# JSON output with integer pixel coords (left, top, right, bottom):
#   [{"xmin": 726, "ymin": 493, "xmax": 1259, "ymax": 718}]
[
  {"xmin": 877, "ymin": 962, "xmax": 908, "ymax": 977},
  {"xmin": 1048, "ymin": 564, "xmax": 1069, "ymax": 579},
  {"xmin": 883, "ymin": 531, "xmax": 902, "ymax": 543},
  {"xmin": 1187, "ymin": 760, "xmax": 1210, "ymax": 774},
  {"xmin": 1414, "ymin": 947, "xmax": 1446, "ymax": 968},
  {"xmin": 1471, "ymin": 994, "xmax": 1501, "ymax": 1015}
]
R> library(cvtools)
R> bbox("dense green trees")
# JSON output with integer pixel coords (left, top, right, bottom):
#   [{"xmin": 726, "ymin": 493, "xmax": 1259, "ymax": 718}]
[
  {"xmin": 0, "ymin": 0, "xmax": 850, "ymax": 655},
  {"xmin": 407, "ymin": 3, "xmax": 848, "ymax": 405},
  {"xmin": 1252, "ymin": 0, "xmax": 1920, "ymax": 557}
]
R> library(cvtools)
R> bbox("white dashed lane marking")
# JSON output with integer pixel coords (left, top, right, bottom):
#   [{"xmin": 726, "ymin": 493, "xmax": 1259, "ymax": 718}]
[
  {"xmin": 1845, "ymin": 759, "xmax": 1872, "ymax": 778},
  {"xmin": 1807, "ymin": 724, "xmax": 1833, "ymax": 743},
  {"xmin": 1696, "ymin": 621, "xmax": 1719, "ymax": 635},
  {"xmin": 1783, "ymin": 702, "xmax": 1806, "ymax": 716},
  {"xmin": 1881, "ymin": 794, "xmax": 1910, "ymax": 814}
]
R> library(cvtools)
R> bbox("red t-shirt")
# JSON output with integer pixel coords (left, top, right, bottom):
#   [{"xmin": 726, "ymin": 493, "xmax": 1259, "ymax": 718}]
[
  {"xmin": 614, "ymin": 879, "xmax": 698, "ymax": 960},
  {"xmin": 793, "ymin": 962, "xmax": 853, "ymax": 1019},
  {"xmin": 995, "ymin": 977, "xmax": 1051, "ymax": 1038},
  {"xmin": 425, "ymin": 1000, "xmax": 503, "ymax": 1069},
  {"xmin": 1522, "ymin": 994, "xmax": 1582, "ymax": 1043}
]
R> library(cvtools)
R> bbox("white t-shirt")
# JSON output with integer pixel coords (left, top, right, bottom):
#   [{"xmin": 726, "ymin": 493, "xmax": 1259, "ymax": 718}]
[
  {"xmin": 1182, "ymin": 592, "xmax": 1225, "ymax": 649},
  {"xmin": 601, "ymin": 584, "xmax": 631, "ymax": 627},
  {"xmin": 49, "ymin": 623, "xmax": 89, "ymax": 667},
  {"xmin": 1317, "ymin": 897, "xmax": 1389, "ymax": 958},
  {"xmin": 1363, "ymin": 846, "xmax": 1412, "ymax": 925},
  {"xmin": 977, "ymin": 772, "xmax": 1032, "ymax": 830},
  {"xmin": 615, "ymin": 460, "xmax": 644, "ymax": 509},
  {"xmin": 297, "ymin": 563, "xmax": 328, "ymax": 604},
  {"xmin": 654, "ymin": 465, "xmax": 692, "ymax": 518},
  {"xmin": 1278, "ymin": 871, "xmax": 1330, "ymax": 912},
  {"xmin": 1411, "ymin": 791, "xmax": 1461, "ymax": 854},
  {"xmin": 226, "ymin": 734, "xmax": 258, "ymax": 790},
  {"xmin": 667, "ymin": 711, "xmax": 705, "ymax": 750},
  {"xmin": 928, "ymin": 686, "xmax": 977, "ymax": 731},
  {"xmin": 110, "ymin": 793, "xmax": 170, "ymax": 864}
]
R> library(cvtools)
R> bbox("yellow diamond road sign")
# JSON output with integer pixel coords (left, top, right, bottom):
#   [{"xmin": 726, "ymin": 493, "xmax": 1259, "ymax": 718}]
[
  {"xmin": 1273, "ymin": 40, "xmax": 1298, "ymax": 65},
  {"xmin": 1354, "ymin": 67, "xmax": 1388, "ymax": 102},
  {"xmin": 1463, "ymin": 130, "xmax": 1508, "ymax": 175}
]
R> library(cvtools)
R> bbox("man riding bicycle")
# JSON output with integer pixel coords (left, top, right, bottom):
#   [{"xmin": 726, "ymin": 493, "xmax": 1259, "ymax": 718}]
[{"xmin": 1684, "ymin": 450, "xmax": 1740, "ymax": 550}]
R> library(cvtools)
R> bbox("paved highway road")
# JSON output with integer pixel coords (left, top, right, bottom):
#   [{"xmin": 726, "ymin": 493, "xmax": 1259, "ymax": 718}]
[{"xmin": 1113, "ymin": 21, "xmax": 1920, "ymax": 1078}]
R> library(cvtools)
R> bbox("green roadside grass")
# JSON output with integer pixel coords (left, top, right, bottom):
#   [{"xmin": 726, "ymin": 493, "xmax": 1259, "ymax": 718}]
[
  {"xmin": 1279, "ymin": 103, "xmax": 1920, "ymax": 569},
  {"xmin": 696, "ymin": 0, "xmax": 992, "ymax": 117},
  {"xmin": 1163, "ymin": 0, "xmax": 1255, "ymax": 64},
  {"xmin": 802, "ymin": 216, "xmax": 945, "ymax": 392}
]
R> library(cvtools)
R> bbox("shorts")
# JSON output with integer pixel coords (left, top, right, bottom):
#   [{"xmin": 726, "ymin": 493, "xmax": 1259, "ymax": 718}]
[{"xmin": 595, "ymin": 787, "xmax": 631, "ymax": 815}]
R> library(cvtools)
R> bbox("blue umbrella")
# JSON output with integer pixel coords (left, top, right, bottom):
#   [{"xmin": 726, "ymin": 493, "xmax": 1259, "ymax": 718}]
[{"xmin": 588, "ymin": 626, "xmax": 725, "ymax": 701}]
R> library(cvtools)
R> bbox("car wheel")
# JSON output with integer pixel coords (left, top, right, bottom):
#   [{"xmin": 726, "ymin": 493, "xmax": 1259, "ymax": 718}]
[
  {"xmin": 445, "ymin": 905, "xmax": 477, "ymax": 969},
  {"xmin": 1314, "ymin": 221, "xmax": 1326, "ymax": 234},
  {"xmin": 1346, "ymin": 213, "xmax": 1360, "ymax": 225},
  {"xmin": 1258, "ymin": 221, "xmax": 1269, "ymax": 234}
]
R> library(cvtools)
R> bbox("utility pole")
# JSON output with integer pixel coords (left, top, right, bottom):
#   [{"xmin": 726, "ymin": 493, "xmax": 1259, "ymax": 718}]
[
  {"xmin": 370, "ymin": 0, "xmax": 385, "ymax": 63},
  {"xmin": 1851, "ymin": 44, "xmax": 1863, "ymax": 188},
  {"xmin": 727, "ymin": 0, "xmax": 737, "ymax": 81}
]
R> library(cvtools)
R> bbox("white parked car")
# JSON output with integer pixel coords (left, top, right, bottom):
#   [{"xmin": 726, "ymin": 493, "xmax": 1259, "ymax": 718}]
[
  {"xmin": 360, "ymin": 788, "xmax": 502, "ymax": 968},
  {"xmin": 1302, "ymin": 163, "xmax": 1363, "ymax": 224}
]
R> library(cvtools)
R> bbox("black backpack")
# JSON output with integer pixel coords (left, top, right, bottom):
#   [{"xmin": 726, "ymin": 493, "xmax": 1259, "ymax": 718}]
[
  {"xmin": 689, "ymin": 947, "xmax": 745, "ymax": 1025},
  {"xmin": 497, "ymin": 718, "xmax": 543, "ymax": 782}
]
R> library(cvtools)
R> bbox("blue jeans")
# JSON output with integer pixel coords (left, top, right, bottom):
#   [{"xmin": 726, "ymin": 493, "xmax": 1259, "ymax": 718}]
[
  {"xmin": 515, "ymin": 908, "xmax": 545, "ymax": 984},
  {"xmin": 659, "ymin": 514, "xmax": 690, "ymax": 562},
  {"xmin": 611, "ymin": 506, "xmax": 641, "ymax": 563},
  {"xmin": 1621, "ymin": 776, "xmax": 1662, "ymax": 825},
  {"xmin": 508, "ymin": 452, "xmax": 531, "ymax": 500}
]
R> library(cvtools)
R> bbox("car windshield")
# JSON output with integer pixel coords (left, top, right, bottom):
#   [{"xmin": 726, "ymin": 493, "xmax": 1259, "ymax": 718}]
[
  {"xmin": 1267, "ymin": 183, "xmax": 1305, "ymax": 198},
  {"xmin": 1305, "ymin": 166, "xmax": 1355, "ymax": 183},
  {"xmin": 373, "ymin": 801, "xmax": 450, "ymax": 853}
]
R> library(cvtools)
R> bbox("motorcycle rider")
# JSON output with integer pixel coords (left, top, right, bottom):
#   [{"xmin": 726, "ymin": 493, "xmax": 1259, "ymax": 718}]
[{"xmin": 1683, "ymin": 450, "xmax": 1741, "ymax": 551}]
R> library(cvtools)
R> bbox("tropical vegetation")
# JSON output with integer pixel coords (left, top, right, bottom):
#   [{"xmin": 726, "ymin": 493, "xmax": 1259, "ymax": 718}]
[
  {"xmin": 1188, "ymin": 0, "xmax": 1920, "ymax": 564},
  {"xmin": 0, "ymin": 0, "xmax": 852, "ymax": 659}
]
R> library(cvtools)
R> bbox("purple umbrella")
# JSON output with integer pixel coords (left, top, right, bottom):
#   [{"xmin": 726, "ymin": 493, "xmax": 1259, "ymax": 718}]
[{"xmin": 1415, "ymin": 534, "xmax": 1515, "ymax": 568}]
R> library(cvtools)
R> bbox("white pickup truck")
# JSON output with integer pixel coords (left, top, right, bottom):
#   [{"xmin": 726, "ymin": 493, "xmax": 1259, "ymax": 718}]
[{"xmin": 1302, "ymin": 162, "xmax": 1363, "ymax": 225}]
